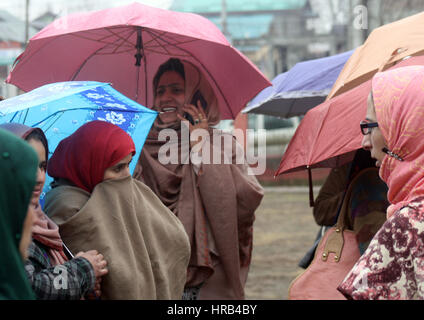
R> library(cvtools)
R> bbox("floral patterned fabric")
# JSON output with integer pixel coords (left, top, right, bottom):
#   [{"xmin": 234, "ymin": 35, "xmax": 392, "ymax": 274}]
[{"xmin": 338, "ymin": 196, "xmax": 424, "ymax": 300}]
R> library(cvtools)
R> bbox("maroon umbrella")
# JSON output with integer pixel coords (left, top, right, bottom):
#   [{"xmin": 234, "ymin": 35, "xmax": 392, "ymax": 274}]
[{"xmin": 275, "ymin": 55, "xmax": 424, "ymax": 205}]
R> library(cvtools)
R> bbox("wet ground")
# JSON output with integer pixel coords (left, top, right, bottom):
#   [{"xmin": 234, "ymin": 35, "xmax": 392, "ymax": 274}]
[{"xmin": 245, "ymin": 187, "xmax": 321, "ymax": 300}]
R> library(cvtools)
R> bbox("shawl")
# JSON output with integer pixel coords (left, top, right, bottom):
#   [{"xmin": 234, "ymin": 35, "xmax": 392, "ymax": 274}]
[
  {"xmin": 0, "ymin": 128, "xmax": 37, "ymax": 300},
  {"xmin": 43, "ymin": 176, "xmax": 190, "ymax": 300},
  {"xmin": 0, "ymin": 123, "xmax": 67, "ymax": 266},
  {"xmin": 0, "ymin": 123, "xmax": 47, "ymax": 160},
  {"xmin": 48, "ymin": 120, "xmax": 135, "ymax": 193},
  {"xmin": 32, "ymin": 204, "xmax": 67, "ymax": 265},
  {"xmin": 134, "ymin": 60, "xmax": 264, "ymax": 299},
  {"xmin": 372, "ymin": 65, "xmax": 424, "ymax": 218}
]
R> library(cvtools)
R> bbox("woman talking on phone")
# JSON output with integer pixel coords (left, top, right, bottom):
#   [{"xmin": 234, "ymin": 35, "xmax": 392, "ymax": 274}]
[{"xmin": 133, "ymin": 58, "xmax": 264, "ymax": 300}]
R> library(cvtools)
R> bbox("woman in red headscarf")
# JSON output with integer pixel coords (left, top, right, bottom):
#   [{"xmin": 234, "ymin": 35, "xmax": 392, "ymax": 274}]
[
  {"xmin": 338, "ymin": 65, "xmax": 424, "ymax": 300},
  {"xmin": 44, "ymin": 120, "xmax": 190, "ymax": 300},
  {"xmin": 0, "ymin": 123, "xmax": 108, "ymax": 300}
]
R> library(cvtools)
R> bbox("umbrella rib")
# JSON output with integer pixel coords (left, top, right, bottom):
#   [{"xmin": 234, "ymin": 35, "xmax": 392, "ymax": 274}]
[
  {"xmin": 17, "ymin": 110, "xmax": 24, "ymax": 123},
  {"xmin": 135, "ymin": 26, "xmax": 143, "ymax": 101},
  {"xmin": 23, "ymin": 108, "xmax": 29, "ymax": 124},
  {"xmin": 145, "ymin": 30, "xmax": 199, "ymax": 47},
  {"xmin": 71, "ymin": 46, "xmax": 106, "ymax": 80},
  {"xmin": 9, "ymin": 111, "xmax": 18, "ymax": 122},
  {"xmin": 143, "ymin": 30, "xmax": 174, "ymax": 55},
  {"xmin": 39, "ymin": 111, "xmax": 65, "ymax": 132},
  {"xmin": 30, "ymin": 107, "xmax": 157, "ymax": 128},
  {"xmin": 72, "ymin": 33, "xmax": 125, "ymax": 46},
  {"xmin": 308, "ymin": 104, "xmax": 332, "ymax": 168},
  {"xmin": 71, "ymin": 29, "xmax": 137, "ymax": 80},
  {"xmin": 71, "ymin": 28, "xmax": 139, "ymax": 81},
  {"xmin": 74, "ymin": 26, "xmax": 132, "ymax": 43},
  {"xmin": 71, "ymin": 27, "xmax": 135, "ymax": 52},
  {"xmin": 95, "ymin": 49, "xmax": 134, "ymax": 55},
  {"xmin": 144, "ymin": 29, "xmax": 199, "ymax": 54},
  {"xmin": 105, "ymin": 27, "xmax": 137, "ymax": 54}
]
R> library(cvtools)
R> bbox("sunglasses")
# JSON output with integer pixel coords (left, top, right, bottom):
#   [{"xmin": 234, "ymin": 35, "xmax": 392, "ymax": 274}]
[{"xmin": 360, "ymin": 120, "xmax": 378, "ymax": 135}]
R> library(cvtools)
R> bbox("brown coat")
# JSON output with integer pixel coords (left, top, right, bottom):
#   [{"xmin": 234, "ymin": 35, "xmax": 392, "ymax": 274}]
[{"xmin": 313, "ymin": 162, "xmax": 351, "ymax": 226}]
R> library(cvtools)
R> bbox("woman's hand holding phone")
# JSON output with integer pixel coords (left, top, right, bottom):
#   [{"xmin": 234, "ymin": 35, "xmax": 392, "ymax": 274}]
[{"xmin": 177, "ymin": 100, "xmax": 208, "ymax": 148}]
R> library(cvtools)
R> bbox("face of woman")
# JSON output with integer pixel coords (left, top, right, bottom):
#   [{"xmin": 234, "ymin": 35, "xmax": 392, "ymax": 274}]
[
  {"xmin": 154, "ymin": 70, "xmax": 185, "ymax": 124},
  {"xmin": 361, "ymin": 92, "xmax": 387, "ymax": 167},
  {"xmin": 27, "ymin": 138, "xmax": 47, "ymax": 206},
  {"xmin": 103, "ymin": 153, "xmax": 133, "ymax": 181}
]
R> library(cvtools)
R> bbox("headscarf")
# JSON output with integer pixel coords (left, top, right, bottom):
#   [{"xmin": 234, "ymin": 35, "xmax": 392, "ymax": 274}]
[
  {"xmin": 0, "ymin": 128, "xmax": 37, "ymax": 300},
  {"xmin": 0, "ymin": 123, "xmax": 47, "ymax": 160},
  {"xmin": 150, "ymin": 59, "xmax": 221, "ymax": 133},
  {"xmin": 0, "ymin": 123, "xmax": 67, "ymax": 266},
  {"xmin": 48, "ymin": 121, "xmax": 136, "ymax": 193},
  {"xmin": 372, "ymin": 65, "xmax": 424, "ymax": 218}
]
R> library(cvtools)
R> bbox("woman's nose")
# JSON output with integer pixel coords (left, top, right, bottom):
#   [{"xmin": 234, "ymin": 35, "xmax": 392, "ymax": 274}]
[
  {"xmin": 362, "ymin": 134, "xmax": 371, "ymax": 150},
  {"xmin": 36, "ymin": 167, "xmax": 45, "ymax": 183},
  {"xmin": 160, "ymin": 89, "xmax": 173, "ymax": 102}
]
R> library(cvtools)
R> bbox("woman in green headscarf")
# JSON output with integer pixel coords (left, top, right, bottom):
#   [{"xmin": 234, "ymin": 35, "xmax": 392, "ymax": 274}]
[{"xmin": 0, "ymin": 127, "xmax": 38, "ymax": 300}]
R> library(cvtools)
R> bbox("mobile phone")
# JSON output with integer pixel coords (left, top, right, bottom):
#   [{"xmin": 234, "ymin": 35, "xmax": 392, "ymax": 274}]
[
  {"xmin": 63, "ymin": 243, "xmax": 74, "ymax": 259},
  {"xmin": 184, "ymin": 90, "xmax": 207, "ymax": 125}
]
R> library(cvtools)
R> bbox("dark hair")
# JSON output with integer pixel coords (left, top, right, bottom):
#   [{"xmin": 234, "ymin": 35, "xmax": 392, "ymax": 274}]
[
  {"xmin": 153, "ymin": 58, "xmax": 185, "ymax": 94},
  {"xmin": 25, "ymin": 129, "xmax": 49, "ymax": 161}
]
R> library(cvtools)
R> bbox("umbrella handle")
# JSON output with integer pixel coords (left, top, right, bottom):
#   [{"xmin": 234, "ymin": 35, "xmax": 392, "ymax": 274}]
[
  {"xmin": 134, "ymin": 27, "xmax": 143, "ymax": 67},
  {"xmin": 308, "ymin": 166, "xmax": 314, "ymax": 207}
]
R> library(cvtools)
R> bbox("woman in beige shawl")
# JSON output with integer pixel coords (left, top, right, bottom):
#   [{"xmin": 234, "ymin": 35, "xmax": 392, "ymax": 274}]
[
  {"xmin": 43, "ymin": 120, "xmax": 190, "ymax": 300},
  {"xmin": 133, "ymin": 58, "xmax": 264, "ymax": 300}
]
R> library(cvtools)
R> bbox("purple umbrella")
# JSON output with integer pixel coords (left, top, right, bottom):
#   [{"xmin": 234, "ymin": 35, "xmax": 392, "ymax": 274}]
[{"xmin": 242, "ymin": 50, "xmax": 354, "ymax": 118}]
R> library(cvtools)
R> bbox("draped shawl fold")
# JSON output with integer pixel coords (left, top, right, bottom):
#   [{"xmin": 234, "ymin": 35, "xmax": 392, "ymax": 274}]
[
  {"xmin": 136, "ymin": 130, "xmax": 264, "ymax": 299},
  {"xmin": 44, "ymin": 176, "xmax": 190, "ymax": 300}
]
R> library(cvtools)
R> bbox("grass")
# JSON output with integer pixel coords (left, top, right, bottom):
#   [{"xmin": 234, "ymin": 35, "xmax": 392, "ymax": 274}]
[{"xmin": 245, "ymin": 188, "xmax": 320, "ymax": 300}]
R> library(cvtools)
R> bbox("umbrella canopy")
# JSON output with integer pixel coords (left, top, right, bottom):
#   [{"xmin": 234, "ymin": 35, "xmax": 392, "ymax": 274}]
[
  {"xmin": 6, "ymin": 3, "xmax": 270, "ymax": 120},
  {"xmin": 327, "ymin": 11, "xmax": 424, "ymax": 99},
  {"xmin": 242, "ymin": 50, "xmax": 354, "ymax": 118},
  {"xmin": 275, "ymin": 55, "xmax": 424, "ymax": 176},
  {"xmin": 0, "ymin": 80, "xmax": 158, "ymax": 200}
]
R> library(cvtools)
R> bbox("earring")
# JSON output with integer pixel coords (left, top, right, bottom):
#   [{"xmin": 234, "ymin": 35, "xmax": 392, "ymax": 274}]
[{"xmin": 382, "ymin": 147, "xmax": 404, "ymax": 161}]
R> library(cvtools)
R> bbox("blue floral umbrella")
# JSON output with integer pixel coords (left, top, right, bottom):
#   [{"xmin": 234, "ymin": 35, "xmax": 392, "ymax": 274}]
[{"xmin": 0, "ymin": 81, "xmax": 158, "ymax": 201}]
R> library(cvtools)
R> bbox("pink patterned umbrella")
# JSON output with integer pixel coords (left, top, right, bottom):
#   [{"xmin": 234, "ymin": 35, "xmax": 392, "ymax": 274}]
[{"xmin": 7, "ymin": 3, "xmax": 270, "ymax": 119}]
